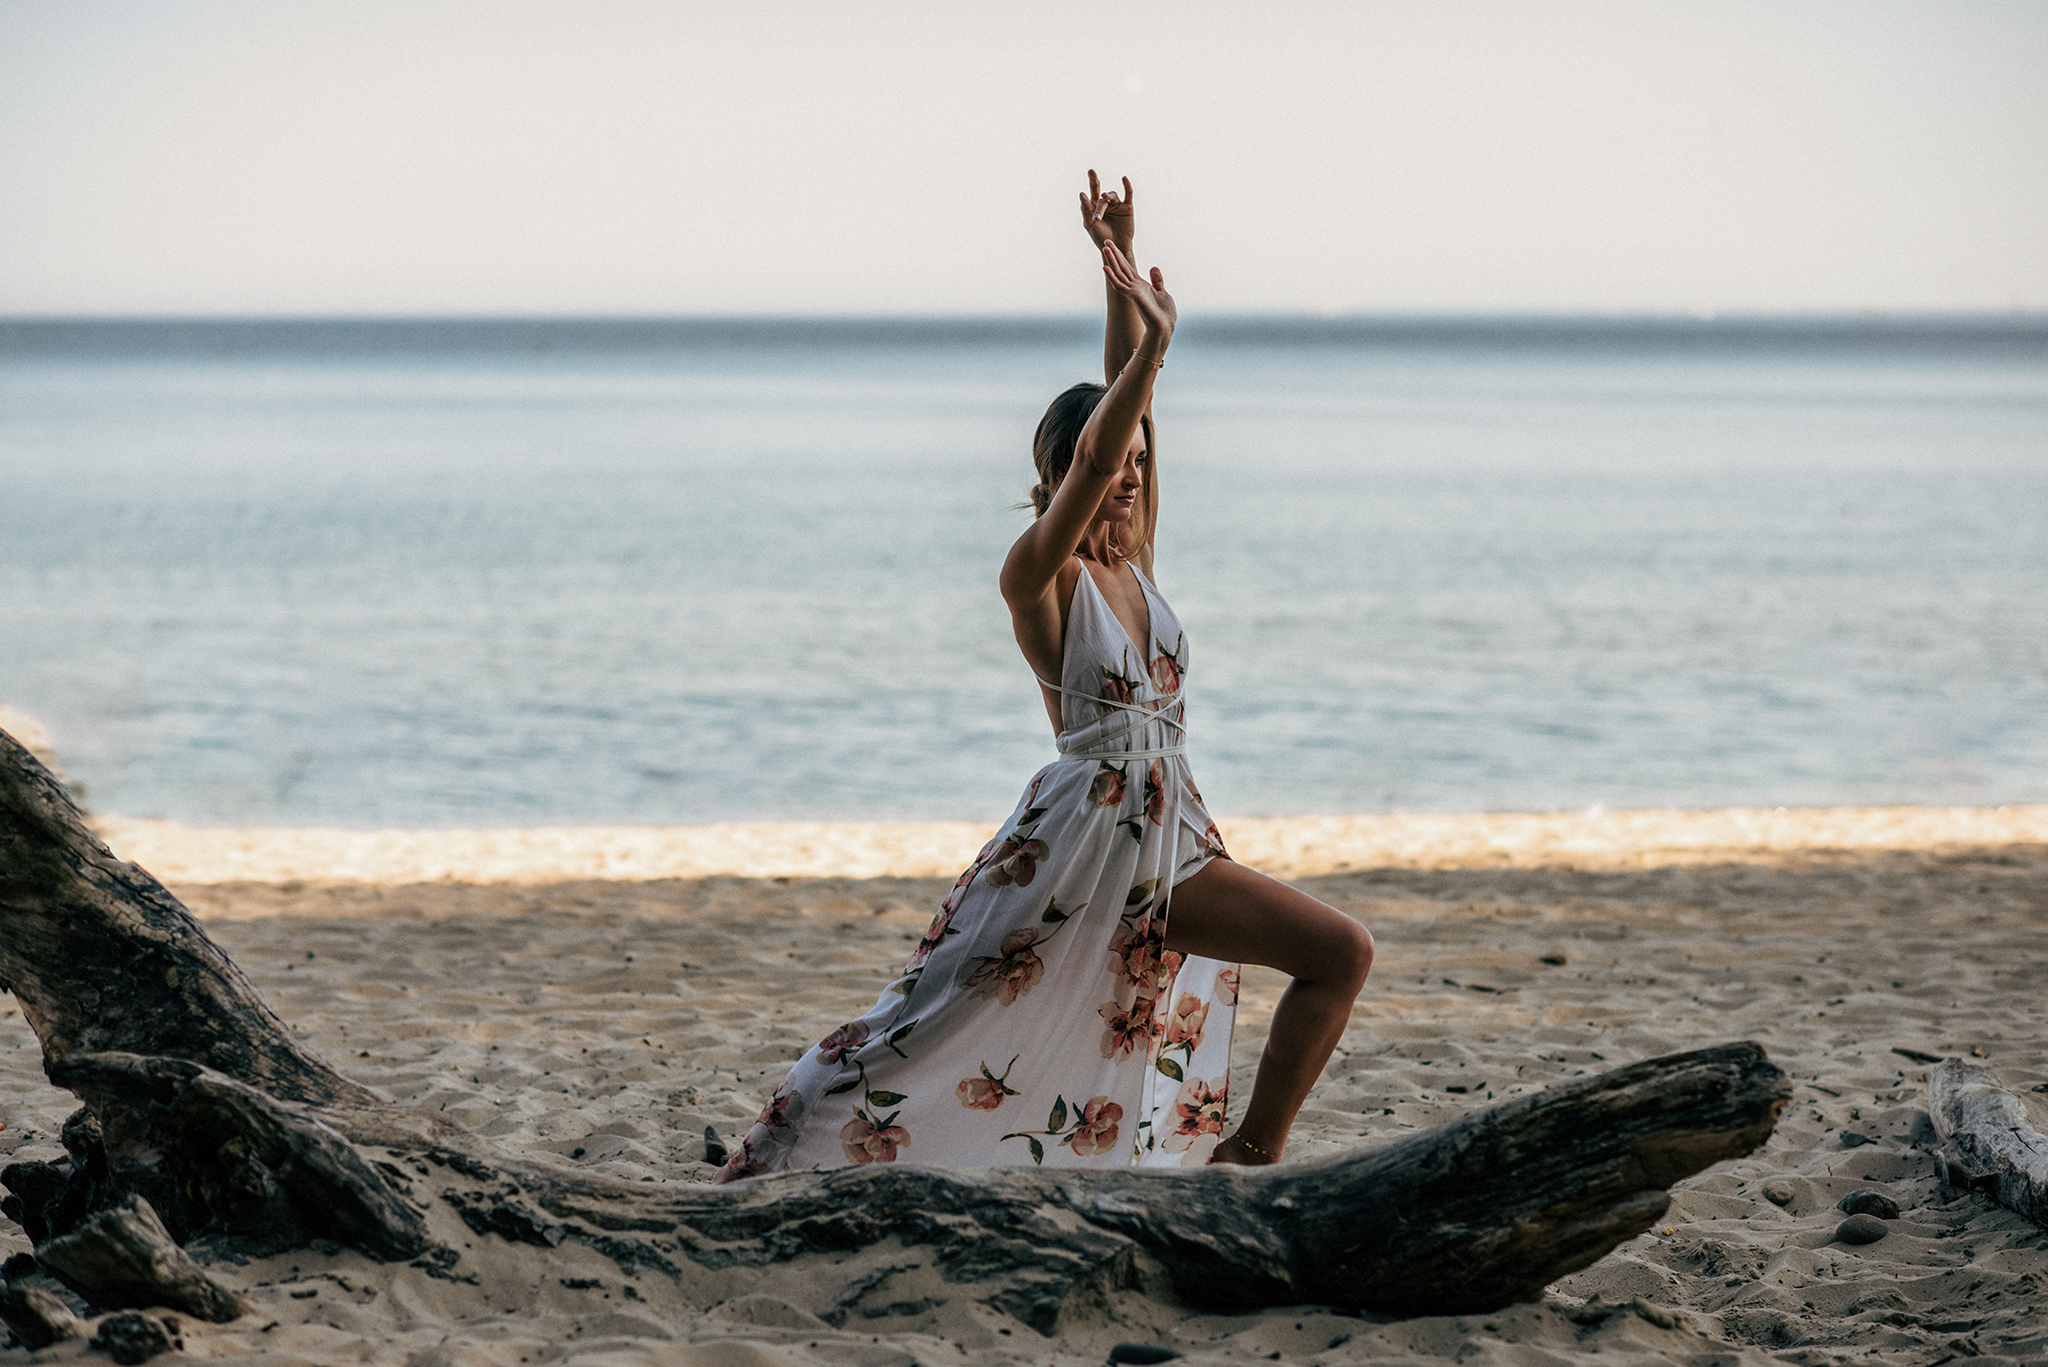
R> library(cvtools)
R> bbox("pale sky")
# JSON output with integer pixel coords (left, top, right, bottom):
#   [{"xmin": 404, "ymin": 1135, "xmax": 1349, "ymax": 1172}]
[{"xmin": 3, "ymin": 1, "xmax": 2044, "ymax": 316}]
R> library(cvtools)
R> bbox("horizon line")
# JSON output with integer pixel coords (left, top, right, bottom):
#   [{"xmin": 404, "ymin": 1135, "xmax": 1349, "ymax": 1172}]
[
  {"xmin": 6, "ymin": 307, "xmax": 2047, "ymax": 324},
  {"xmin": 7, "ymin": 310, "xmax": 2045, "ymax": 357}
]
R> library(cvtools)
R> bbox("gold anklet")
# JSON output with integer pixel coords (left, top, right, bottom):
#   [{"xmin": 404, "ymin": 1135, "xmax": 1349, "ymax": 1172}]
[{"xmin": 1226, "ymin": 1134, "xmax": 1277, "ymax": 1162}]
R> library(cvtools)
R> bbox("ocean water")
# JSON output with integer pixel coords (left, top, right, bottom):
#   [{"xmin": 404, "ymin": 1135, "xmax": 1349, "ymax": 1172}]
[{"xmin": 3, "ymin": 317, "xmax": 2044, "ymax": 827}]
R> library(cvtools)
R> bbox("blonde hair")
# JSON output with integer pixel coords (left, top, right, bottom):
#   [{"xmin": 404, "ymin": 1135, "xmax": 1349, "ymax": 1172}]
[{"xmin": 1021, "ymin": 382, "xmax": 1157, "ymax": 564}]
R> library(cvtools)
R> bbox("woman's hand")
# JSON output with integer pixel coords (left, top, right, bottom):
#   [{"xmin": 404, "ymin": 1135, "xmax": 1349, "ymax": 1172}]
[
  {"xmin": 1101, "ymin": 242, "xmax": 1175, "ymax": 348},
  {"xmin": 1079, "ymin": 170, "xmax": 1135, "ymax": 255}
]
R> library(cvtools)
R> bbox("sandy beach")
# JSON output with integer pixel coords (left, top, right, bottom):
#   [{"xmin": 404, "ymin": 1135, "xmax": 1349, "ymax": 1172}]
[{"xmin": 3, "ymin": 805, "xmax": 2045, "ymax": 1365}]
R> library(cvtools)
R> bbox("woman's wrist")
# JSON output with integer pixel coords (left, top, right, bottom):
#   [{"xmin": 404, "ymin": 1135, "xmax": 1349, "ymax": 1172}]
[{"xmin": 1132, "ymin": 328, "xmax": 1171, "ymax": 368}]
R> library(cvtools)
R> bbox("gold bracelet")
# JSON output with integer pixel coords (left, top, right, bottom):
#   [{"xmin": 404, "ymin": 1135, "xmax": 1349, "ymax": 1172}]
[{"xmin": 1134, "ymin": 352, "xmax": 1165, "ymax": 370}]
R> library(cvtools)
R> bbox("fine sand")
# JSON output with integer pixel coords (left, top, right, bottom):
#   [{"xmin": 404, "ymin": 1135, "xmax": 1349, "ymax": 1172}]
[{"xmin": 2, "ymin": 806, "xmax": 2044, "ymax": 1366}]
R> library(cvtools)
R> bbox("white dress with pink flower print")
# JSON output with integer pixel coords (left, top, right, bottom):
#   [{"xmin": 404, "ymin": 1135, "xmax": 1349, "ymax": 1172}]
[{"xmin": 715, "ymin": 564, "xmax": 1238, "ymax": 1181}]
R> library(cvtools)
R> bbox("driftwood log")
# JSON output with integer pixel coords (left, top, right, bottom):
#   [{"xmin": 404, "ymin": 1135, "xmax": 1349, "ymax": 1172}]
[
  {"xmin": 32, "ymin": 1193, "xmax": 243, "ymax": 1322},
  {"xmin": 0, "ymin": 726, "xmax": 1792, "ymax": 1328},
  {"xmin": 0, "ymin": 1281, "xmax": 83, "ymax": 1350},
  {"xmin": 1930, "ymin": 1058, "xmax": 2048, "ymax": 1228}
]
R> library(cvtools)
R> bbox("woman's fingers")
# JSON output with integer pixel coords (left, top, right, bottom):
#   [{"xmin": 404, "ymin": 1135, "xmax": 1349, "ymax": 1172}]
[
  {"xmin": 1101, "ymin": 241, "xmax": 1169, "ymax": 315},
  {"xmin": 1121, "ymin": 176, "xmax": 1133, "ymax": 205},
  {"xmin": 1101, "ymin": 242, "xmax": 1137, "ymax": 288},
  {"xmin": 1083, "ymin": 171, "xmax": 1108, "ymax": 233}
]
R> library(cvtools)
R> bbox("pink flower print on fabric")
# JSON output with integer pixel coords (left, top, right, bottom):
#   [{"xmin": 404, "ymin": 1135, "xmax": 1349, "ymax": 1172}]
[
  {"xmin": 840, "ymin": 1114, "xmax": 910, "ymax": 1164},
  {"xmin": 1090, "ymin": 764, "xmax": 1127, "ymax": 808},
  {"xmin": 985, "ymin": 837, "xmax": 1048, "ymax": 888},
  {"xmin": 964, "ymin": 927, "xmax": 1046, "ymax": 1006},
  {"xmin": 1000, "ymin": 1092, "xmax": 1125, "ymax": 1165},
  {"xmin": 758, "ymin": 1076, "xmax": 799, "ymax": 1131},
  {"xmin": 1068, "ymin": 1096, "xmax": 1124, "ymax": 1158},
  {"xmin": 1214, "ymin": 966, "xmax": 1240, "ymax": 1005},
  {"xmin": 834, "ymin": 1063, "xmax": 912, "ymax": 1165},
  {"xmin": 957, "ymin": 1056, "xmax": 1022, "ymax": 1111},
  {"xmin": 951, "ymin": 841, "xmax": 1000, "ymax": 905},
  {"xmin": 1149, "ymin": 647, "xmax": 1182, "ymax": 697},
  {"xmin": 717, "ymin": 1131, "xmax": 763, "ymax": 1182},
  {"xmin": 1098, "ymin": 994, "xmax": 1157, "ymax": 1061},
  {"xmin": 1163, "ymin": 1075, "xmax": 1229, "ymax": 1164},
  {"xmin": 907, "ymin": 908, "xmax": 951, "ymax": 970},
  {"xmin": 716, "ymin": 1076, "xmax": 799, "ymax": 1181},
  {"xmin": 911, "ymin": 841, "xmax": 1000, "ymax": 969},
  {"xmin": 1163, "ymin": 992, "xmax": 1209, "ymax": 1051},
  {"xmin": 1144, "ymin": 761, "xmax": 1167, "ymax": 826},
  {"xmin": 957, "ymin": 1076, "xmax": 1005, "ymax": 1110},
  {"xmin": 815, "ymin": 1020, "xmax": 870, "ymax": 1064},
  {"xmin": 1106, "ymin": 921, "xmax": 1149, "ymax": 999},
  {"xmin": 1099, "ymin": 653, "xmax": 1146, "ymax": 723},
  {"xmin": 1108, "ymin": 918, "xmax": 1180, "ymax": 1006}
]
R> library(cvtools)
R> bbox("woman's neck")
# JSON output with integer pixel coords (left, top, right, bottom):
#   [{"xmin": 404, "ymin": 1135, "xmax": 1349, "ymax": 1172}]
[{"xmin": 1076, "ymin": 524, "xmax": 1124, "ymax": 565}]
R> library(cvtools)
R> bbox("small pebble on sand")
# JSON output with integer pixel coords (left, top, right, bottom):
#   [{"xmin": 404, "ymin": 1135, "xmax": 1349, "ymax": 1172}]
[
  {"xmin": 1761, "ymin": 1179, "xmax": 1796, "ymax": 1206},
  {"xmin": 1835, "ymin": 1213, "xmax": 1890, "ymax": 1245},
  {"xmin": 1108, "ymin": 1346, "xmax": 1183, "ymax": 1365},
  {"xmin": 1837, "ymin": 1189, "xmax": 1901, "ymax": 1220}
]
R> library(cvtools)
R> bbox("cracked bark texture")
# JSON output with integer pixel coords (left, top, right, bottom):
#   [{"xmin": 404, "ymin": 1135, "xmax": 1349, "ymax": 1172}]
[{"xmin": 1930, "ymin": 1058, "xmax": 2048, "ymax": 1229}]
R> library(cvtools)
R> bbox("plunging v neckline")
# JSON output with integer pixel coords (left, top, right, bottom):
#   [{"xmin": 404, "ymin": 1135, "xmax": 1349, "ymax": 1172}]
[{"xmin": 1077, "ymin": 560, "xmax": 1153, "ymax": 666}]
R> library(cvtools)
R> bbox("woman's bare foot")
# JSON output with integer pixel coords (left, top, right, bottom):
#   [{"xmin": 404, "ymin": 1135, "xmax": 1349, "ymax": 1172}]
[{"xmin": 1207, "ymin": 1132, "xmax": 1281, "ymax": 1166}]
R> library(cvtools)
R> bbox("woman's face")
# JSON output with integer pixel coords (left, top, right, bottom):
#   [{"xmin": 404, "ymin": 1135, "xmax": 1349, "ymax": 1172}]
[{"xmin": 1090, "ymin": 433, "xmax": 1148, "ymax": 525}]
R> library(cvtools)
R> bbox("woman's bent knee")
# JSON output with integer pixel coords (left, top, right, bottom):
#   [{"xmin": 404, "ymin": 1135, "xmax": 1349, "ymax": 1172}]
[
  {"xmin": 1332, "ymin": 918, "xmax": 1374, "ymax": 993},
  {"xmin": 1297, "ymin": 904, "xmax": 1372, "ymax": 993}
]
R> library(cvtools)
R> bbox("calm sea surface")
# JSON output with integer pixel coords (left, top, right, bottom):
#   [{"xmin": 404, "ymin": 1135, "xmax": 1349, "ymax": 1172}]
[{"xmin": 3, "ymin": 317, "xmax": 2044, "ymax": 827}]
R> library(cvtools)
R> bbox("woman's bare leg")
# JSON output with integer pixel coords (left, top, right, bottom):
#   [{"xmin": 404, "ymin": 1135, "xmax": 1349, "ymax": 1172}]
[{"xmin": 1162, "ymin": 858, "xmax": 1374, "ymax": 1163}]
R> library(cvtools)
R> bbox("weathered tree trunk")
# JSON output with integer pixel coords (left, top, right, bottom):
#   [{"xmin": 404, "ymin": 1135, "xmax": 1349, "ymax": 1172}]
[
  {"xmin": 0, "ymin": 726, "xmax": 1792, "ymax": 1327},
  {"xmin": 1930, "ymin": 1058, "xmax": 2048, "ymax": 1229}
]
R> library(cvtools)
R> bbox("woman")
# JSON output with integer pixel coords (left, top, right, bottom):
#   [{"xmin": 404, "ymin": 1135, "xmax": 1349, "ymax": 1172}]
[{"xmin": 715, "ymin": 174, "xmax": 1373, "ymax": 1180}]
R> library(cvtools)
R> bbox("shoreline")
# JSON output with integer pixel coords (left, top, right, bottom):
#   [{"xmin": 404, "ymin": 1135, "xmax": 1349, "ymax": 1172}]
[{"xmin": 91, "ymin": 802, "xmax": 2048, "ymax": 884}]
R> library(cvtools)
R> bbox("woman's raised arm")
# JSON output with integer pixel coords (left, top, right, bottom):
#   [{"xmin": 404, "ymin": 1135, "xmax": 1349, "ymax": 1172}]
[
  {"xmin": 1079, "ymin": 171, "xmax": 1143, "ymax": 383},
  {"xmin": 1000, "ymin": 242, "xmax": 1176, "ymax": 614}
]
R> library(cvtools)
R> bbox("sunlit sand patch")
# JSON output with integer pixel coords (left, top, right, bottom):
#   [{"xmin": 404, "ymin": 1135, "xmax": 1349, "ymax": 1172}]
[{"xmin": 90, "ymin": 804, "xmax": 2048, "ymax": 884}]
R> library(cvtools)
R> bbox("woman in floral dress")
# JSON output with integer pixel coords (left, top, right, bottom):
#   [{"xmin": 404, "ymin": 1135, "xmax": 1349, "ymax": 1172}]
[{"xmin": 715, "ymin": 174, "xmax": 1375, "ymax": 1180}]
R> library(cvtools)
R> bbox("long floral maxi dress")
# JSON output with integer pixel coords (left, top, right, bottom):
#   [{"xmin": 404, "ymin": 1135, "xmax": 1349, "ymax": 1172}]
[{"xmin": 715, "ymin": 565, "xmax": 1238, "ymax": 1179}]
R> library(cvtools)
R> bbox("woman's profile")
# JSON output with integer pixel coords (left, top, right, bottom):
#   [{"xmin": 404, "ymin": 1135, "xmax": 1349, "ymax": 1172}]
[{"xmin": 715, "ymin": 173, "xmax": 1373, "ymax": 1180}]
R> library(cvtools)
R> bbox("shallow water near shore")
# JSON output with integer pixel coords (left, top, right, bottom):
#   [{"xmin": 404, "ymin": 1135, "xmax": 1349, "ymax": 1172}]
[{"xmin": 3, "ymin": 317, "xmax": 2044, "ymax": 826}]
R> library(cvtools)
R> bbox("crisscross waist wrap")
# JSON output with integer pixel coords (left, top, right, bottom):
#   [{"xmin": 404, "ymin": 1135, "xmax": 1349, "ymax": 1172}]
[{"xmin": 1036, "ymin": 675, "xmax": 1186, "ymax": 763}]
